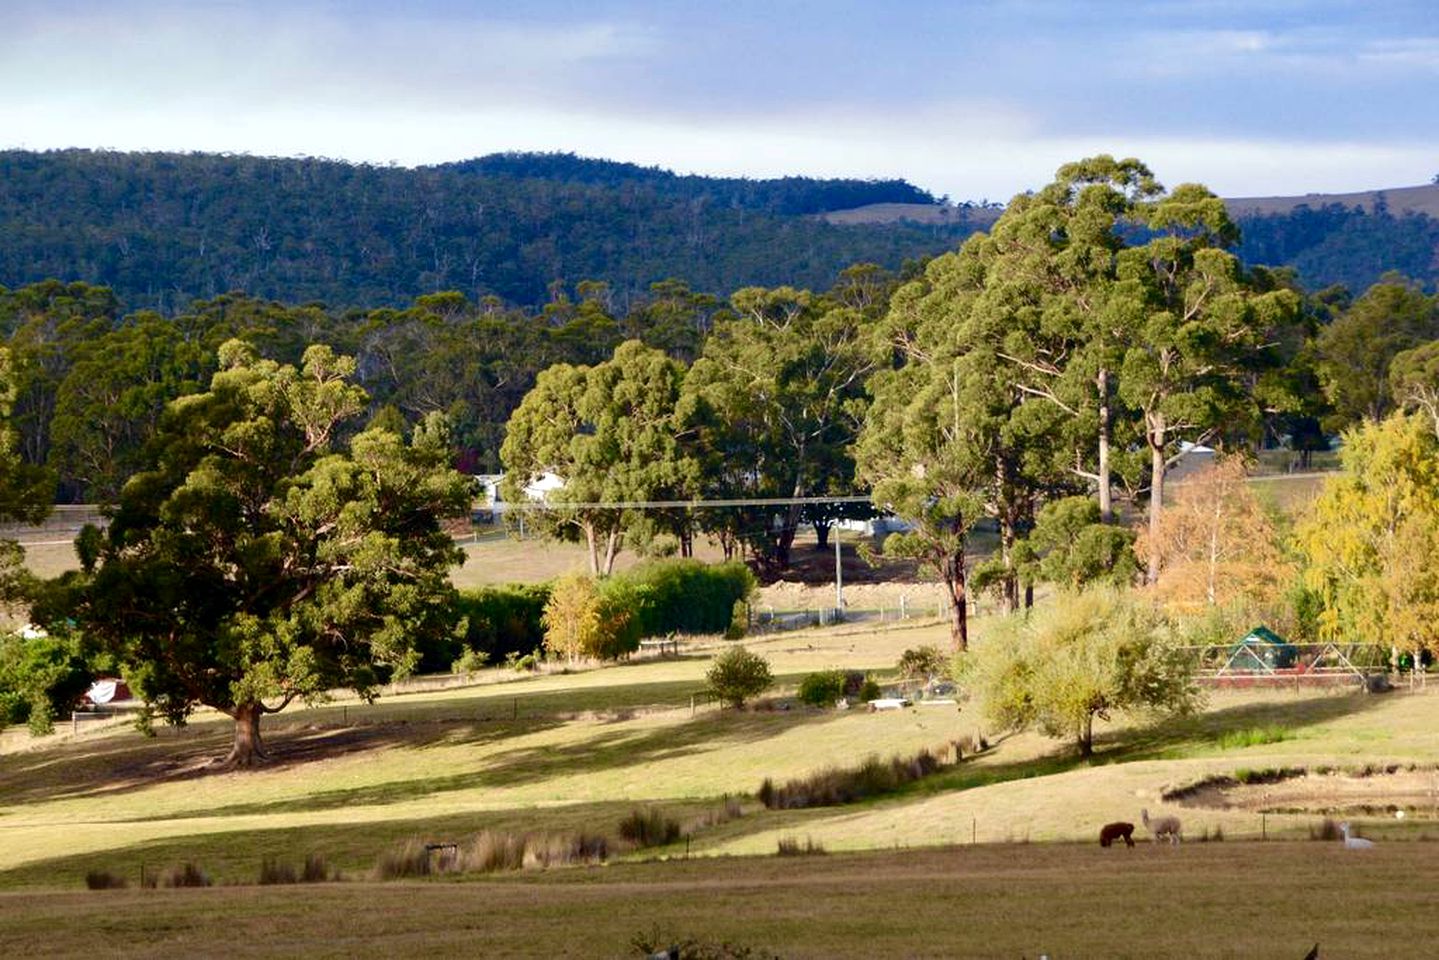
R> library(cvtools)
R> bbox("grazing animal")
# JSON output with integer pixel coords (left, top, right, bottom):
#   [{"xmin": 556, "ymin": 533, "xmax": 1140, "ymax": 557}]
[
  {"xmin": 1141, "ymin": 808, "xmax": 1182, "ymax": 845},
  {"xmin": 1339, "ymin": 822, "xmax": 1374, "ymax": 850},
  {"xmin": 1099, "ymin": 821, "xmax": 1135, "ymax": 848}
]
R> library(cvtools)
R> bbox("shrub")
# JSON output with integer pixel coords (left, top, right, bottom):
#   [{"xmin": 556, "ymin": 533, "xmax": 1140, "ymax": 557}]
[
  {"xmin": 453, "ymin": 583, "xmax": 552, "ymax": 665},
  {"xmin": 301, "ymin": 853, "xmax": 333, "ymax": 883},
  {"xmin": 258, "ymin": 857, "xmax": 298, "ymax": 885},
  {"xmin": 727, "ymin": 600, "xmax": 749, "ymax": 640},
  {"xmin": 159, "ymin": 862, "xmax": 211, "ymax": 888},
  {"xmin": 84, "ymin": 870, "xmax": 127, "ymax": 890},
  {"xmin": 0, "ymin": 630, "xmax": 93, "ymax": 736},
  {"xmin": 897, "ymin": 645, "xmax": 947, "ymax": 680},
  {"xmin": 619, "ymin": 808, "xmax": 683, "ymax": 848},
  {"xmin": 858, "ymin": 677, "xmax": 882, "ymax": 701},
  {"xmin": 620, "ymin": 560, "xmax": 756, "ymax": 638},
  {"xmin": 797, "ymin": 670, "xmax": 846, "ymax": 707},
  {"xmin": 1310, "ymin": 818, "xmax": 1342, "ymax": 841},
  {"xmin": 706, "ymin": 646, "xmax": 773, "ymax": 709},
  {"xmin": 450, "ymin": 648, "xmax": 490, "ymax": 675}
]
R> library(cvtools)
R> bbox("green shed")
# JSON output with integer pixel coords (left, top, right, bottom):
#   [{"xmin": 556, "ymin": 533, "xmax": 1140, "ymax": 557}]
[{"xmin": 1225, "ymin": 625, "xmax": 1298, "ymax": 672}]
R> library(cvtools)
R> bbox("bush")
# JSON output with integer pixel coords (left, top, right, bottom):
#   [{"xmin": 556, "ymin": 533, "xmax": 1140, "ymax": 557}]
[
  {"xmin": 897, "ymin": 645, "xmax": 947, "ymax": 680},
  {"xmin": 797, "ymin": 670, "xmax": 846, "ymax": 707},
  {"xmin": 258, "ymin": 858, "xmax": 298, "ymax": 885},
  {"xmin": 726, "ymin": 600, "xmax": 749, "ymax": 640},
  {"xmin": 84, "ymin": 870, "xmax": 127, "ymax": 890},
  {"xmin": 618, "ymin": 808, "xmax": 683, "ymax": 848},
  {"xmin": 706, "ymin": 646, "xmax": 773, "ymax": 709},
  {"xmin": 159, "ymin": 863, "xmax": 211, "ymax": 888},
  {"xmin": 0, "ymin": 630, "xmax": 93, "ymax": 735},
  {"xmin": 620, "ymin": 560, "xmax": 756, "ymax": 638},
  {"xmin": 1310, "ymin": 818, "xmax": 1341, "ymax": 841},
  {"xmin": 452, "ymin": 583, "xmax": 552, "ymax": 665},
  {"xmin": 301, "ymin": 853, "xmax": 333, "ymax": 883},
  {"xmin": 450, "ymin": 648, "xmax": 490, "ymax": 675},
  {"xmin": 858, "ymin": 677, "xmax": 882, "ymax": 701}
]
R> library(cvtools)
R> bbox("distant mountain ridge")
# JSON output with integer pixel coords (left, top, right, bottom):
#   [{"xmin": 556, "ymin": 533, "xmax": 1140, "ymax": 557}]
[
  {"xmin": 0, "ymin": 149, "xmax": 970, "ymax": 313},
  {"xmin": 0, "ymin": 149, "xmax": 1433, "ymax": 312}
]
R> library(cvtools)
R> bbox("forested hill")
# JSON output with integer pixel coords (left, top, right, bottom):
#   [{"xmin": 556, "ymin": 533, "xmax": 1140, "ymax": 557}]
[{"xmin": 0, "ymin": 150, "xmax": 970, "ymax": 313}]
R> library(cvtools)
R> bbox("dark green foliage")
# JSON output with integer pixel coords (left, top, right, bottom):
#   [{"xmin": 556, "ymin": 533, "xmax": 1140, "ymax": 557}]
[
  {"xmin": 0, "ymin": 630, "xmax": 92, "ymax": 735},
  {"xmin": 617, "ymin": 808, "xmax": 683, "ymax": 848},
  {"xmin": 620, "ymin": 560, "xmax": 757, "ymax": 638},
  {"xmin": 758, "ymin": 749, "xmax": 943, "ymax": 809},
  {"xmin": 797, "ymin": 670, "xmax": 846, "ymax": 707},
  {"xmin": 1236, "ymin": 203, "xmax": 1439, "ymax": 296},
  {"xmin": 0, "ymin": 149, "xmax": 968, "ymax": 313},
  {"xmin": 448, "ymin": 583, "xmax": 552, "ymax": 669},
  {"xmin": 631, "ymin": 925, "xmax": 784, "ymax": 960},
  {"xmin": 83, "ymin": 870, "xmax": 127, "ymax": 890},
  {"xmin": 705, "ymin": 646, "xmax": 773, "ymax": 709}
]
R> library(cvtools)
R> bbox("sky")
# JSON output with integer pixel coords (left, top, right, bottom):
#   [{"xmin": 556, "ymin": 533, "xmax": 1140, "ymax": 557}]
[{"xmin": 2, "ymin": 0, "xmax": 1436, "ymax": 202}]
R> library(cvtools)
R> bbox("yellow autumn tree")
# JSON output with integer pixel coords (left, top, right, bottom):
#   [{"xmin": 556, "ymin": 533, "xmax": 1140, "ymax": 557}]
[
  {"xmin": 1136, "ymin": 456, "xmax": 1291, "ymax": 613},
  {"xmin": 540, "ymin": 573, "xmax": 604, "ymax": 664},
  {"xmin": 1296, "ymin": 413, "xmax": 1439, "ymax": 662}
]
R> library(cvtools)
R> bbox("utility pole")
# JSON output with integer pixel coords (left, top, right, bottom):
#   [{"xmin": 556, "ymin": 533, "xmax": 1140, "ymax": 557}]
[{"xmin": 834, "ymin": 525, "xmax": 843, "ymax": 621}]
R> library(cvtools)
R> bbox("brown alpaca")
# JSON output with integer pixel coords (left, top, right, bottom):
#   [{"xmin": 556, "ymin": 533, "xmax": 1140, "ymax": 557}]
[{"xmin": 1099, "ymin": 821, "xmax": 1135, "ymax": 847}]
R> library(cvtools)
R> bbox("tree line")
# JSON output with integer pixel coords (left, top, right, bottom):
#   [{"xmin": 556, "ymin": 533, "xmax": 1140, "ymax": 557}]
[
  {"xmin": 3, "ymin": 154, "xmax": 1439, "ymax": 767},
  {"xmin": 0, "ymin": 149, "xmax": 1432, "ymax": 321}
]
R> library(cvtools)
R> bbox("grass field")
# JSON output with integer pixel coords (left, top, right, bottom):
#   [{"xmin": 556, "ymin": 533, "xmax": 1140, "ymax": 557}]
[
  {"xmin": 4, "ymin": 607, "xmax": 1439, "ymax": 957},
  {"xmin": 5, "ymin": 842, "xmax": 1437, "ymax": 958}
]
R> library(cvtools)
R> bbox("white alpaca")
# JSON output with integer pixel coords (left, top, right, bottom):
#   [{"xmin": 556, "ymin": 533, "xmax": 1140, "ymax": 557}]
[
  {"xmin": 1339, "ymin": 822, "xmax": 1374, "ymax": 850},
  {"xmin": 1141, "ymin": 808, "xmax": 1182, "ymax": 845}
]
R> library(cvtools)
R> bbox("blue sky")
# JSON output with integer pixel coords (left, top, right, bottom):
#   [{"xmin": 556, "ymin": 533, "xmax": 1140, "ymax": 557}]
[{"xmin": 2, "ymin": 0, "xmax": 1435, "ymax": 200}]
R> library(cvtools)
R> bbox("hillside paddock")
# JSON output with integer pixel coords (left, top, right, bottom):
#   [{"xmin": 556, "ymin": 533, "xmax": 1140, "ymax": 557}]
[{"xmin": 4, "ymin": 609, "xmax": 1439, "ymax": 956}]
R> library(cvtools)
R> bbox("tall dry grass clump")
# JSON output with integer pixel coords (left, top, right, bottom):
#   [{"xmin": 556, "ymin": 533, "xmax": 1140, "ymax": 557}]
[{"xmin": 758, "ymin": 748, "xmax": 943, "ymax": 809}]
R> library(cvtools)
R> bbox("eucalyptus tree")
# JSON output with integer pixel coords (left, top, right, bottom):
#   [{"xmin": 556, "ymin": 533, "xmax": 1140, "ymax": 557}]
[
  {"xmin": 1120, "ymin": 185, "xmax": 1300, "ymax": 581},
  {"xmin": 680, "ymin": 284, "xmax": 875, "ymax": 572},
  {"xmin": 500, "ymin": 340, "xmax": 696, "ymax": 576},
  {"xmin": 48, "ymin": 341, "xmax": 469, "ymax": 767}
]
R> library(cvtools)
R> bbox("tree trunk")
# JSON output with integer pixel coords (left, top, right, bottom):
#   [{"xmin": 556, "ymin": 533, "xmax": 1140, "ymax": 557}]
[
  {"xmin": 1097, "ymin": 367, "xmax": 1113, "ymax": 523},
  {"xmin": 942, "ymin": 541, "xmax": 969, "ymax": 652},
  {"xmin": 814, "ymin": 522, "xmax": 831, "ymax": 550},
  {"xmin": 222, "ymin": 702, "xmax": 268, "ymax": 768},
  {"xmin": 1079, "ymin": 712, "xmax": 1094, "ymax": 758},
  {"xmin": 1146, "ymin": 411, "xmax": 1167, "ymax": 585},
  {"xmin": 601, "ymin": 529, "xmax": 621, "ymax": 577},
  {"xmin": 582, "ymin": 522, "xmax": 600, "ymax": 577}
]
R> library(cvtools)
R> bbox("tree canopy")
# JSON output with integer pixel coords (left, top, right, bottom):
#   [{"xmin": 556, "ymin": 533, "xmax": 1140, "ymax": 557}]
[{"xmin": 45, "ymin": 341, "xmax": 469, "ymax": 767}]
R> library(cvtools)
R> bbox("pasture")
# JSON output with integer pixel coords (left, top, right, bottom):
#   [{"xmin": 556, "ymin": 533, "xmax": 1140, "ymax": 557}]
[{"xmin": 4, "ymin": 610, "xmax": 1439, "ymax": 956}]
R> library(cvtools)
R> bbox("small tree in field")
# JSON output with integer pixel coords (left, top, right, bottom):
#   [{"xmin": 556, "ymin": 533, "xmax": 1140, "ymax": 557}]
[
  {"xmin": 960, "ymin": 587, "xmax": 1201, "ymax": 757},
  {"xmin": 46, "ymin": 341, "xmax": 469, "ymax": 768},
  {"xmin": 706, "ymin": 645, "xmax": 773, "ymax": 709},
  {"xmin": 541, "ymin": 573, "xmax": 604, "ymax": 664}
]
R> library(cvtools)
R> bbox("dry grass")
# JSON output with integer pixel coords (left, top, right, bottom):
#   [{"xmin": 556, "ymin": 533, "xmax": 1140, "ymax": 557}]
[{"xmin": 3, "ymin": 843, "xmax": 1437, "ymax": 958}]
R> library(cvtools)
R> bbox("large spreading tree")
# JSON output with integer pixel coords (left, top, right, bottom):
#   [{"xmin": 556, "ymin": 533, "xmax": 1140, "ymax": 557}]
[{"xmin": 49, "ymin": 340, "xmax": 469, "ymax": 767}]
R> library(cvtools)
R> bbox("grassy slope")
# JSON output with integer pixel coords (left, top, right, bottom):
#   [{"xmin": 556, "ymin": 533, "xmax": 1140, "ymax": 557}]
[{"xmin": 3, "ymin": 611, "xmax": 1439, "ymax": 956}]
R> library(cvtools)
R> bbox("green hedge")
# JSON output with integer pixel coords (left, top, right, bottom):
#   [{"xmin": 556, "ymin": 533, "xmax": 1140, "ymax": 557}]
[
  {"xmin": 447, "ymin": 583, "xmax": 553, "ymax": 667},
  {"xmin": 618, "ymin": 559, "xmax": 756, "ymax": 638},
  {"xmin": 439, "ymin": 559, "xmax": 756, "ymax": 669}
]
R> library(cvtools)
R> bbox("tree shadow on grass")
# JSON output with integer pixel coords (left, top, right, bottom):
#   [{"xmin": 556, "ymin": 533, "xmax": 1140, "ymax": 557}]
[
  {"xmin": 0, "ymin": 674, "xmax": 729, "ymax": 808},
  {"xmin": 890, "ymin": 688, "xmax": 1390, "ymax": 804},
  {"xmin": 0, "ymin": 797, "xmax": 680, "ymax": 889},
  {"xmin": 122, "ymin": 707, "xmax": 842, "ymax": 822}
]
